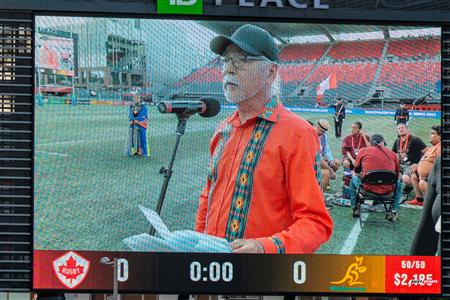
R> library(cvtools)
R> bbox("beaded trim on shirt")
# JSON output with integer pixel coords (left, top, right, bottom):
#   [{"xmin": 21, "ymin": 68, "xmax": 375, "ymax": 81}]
[
  {"xmin": 314, "ymin": 151, "xmax": 322, "ymax": 188},
  {"xmin": 270, "ymin": 236, "xmax": 286, "ymax": 254},
  {"xmin": 258, "ymin": 97, "xmax": 280, "ymax": 120},
  {"xmin": 225, "ymin": 119, "xmax": 274, "ymax": 241}
]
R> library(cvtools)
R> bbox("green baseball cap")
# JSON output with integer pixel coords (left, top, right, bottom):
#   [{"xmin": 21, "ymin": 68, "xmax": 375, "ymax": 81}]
[{"xmin": 210, "ymin": 24, "xmax": 279, "ymax": 62}]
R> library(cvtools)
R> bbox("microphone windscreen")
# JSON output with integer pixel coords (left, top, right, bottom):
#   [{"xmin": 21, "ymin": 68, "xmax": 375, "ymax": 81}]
[
  {"xmin": 157, "ymin": 102, "xmax": 170, "ymax": 113},
  {"xmin": 199, "ymin": 97, "xmax": 221, "ymax": 118}
]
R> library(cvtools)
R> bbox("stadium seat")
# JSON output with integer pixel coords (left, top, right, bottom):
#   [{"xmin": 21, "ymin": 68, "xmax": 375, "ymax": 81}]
[
  {"xmin": 387, "ymin": 38, "xmax": 440, "ymax": 58},
  {"xmin": 168, "ymin": 38, "xmax": 441, "ymax": 105},
  {"xmin": 279, "ymin": 43, "xmax": 328, "ymax": 62},
  {"xmin": 378, "ymin": 61, "xmax": 440, "ymax": 99},
  {"xmin": 327, "ymin": 41, "xmax": 384, "ymax": 60}
]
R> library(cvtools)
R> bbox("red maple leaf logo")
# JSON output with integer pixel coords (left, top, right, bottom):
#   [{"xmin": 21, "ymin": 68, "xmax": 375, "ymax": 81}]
[{"xmin": 57, "ymin": 256, "xmax": 84, "ymax": 283}]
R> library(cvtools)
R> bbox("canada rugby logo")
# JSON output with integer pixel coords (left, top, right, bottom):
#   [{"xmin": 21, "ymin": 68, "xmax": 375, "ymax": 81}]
[{"xmin": 52, "ymin": 251, "xmax": 90, "ymax": 289}]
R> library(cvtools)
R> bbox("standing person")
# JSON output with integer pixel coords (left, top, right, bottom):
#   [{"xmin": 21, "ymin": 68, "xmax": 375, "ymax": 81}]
[
  {"xmin": 127, "ymin": 95, "xmax": 149, "ymax": 157},
  {"xmin": 331, "ymin": 97, "xmax": 345, "ymax": 138},
  {"xmin": 195, "ymin": 24, "xmax": 333, "ymax": 254},
  {"xmin": 394, "ymin": 101, "xmax": 410, "ymax": 125}
]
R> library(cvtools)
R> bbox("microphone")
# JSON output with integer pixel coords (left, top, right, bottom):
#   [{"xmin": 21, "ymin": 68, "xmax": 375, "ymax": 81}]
[{"xmin": 157, "ymin": 97, "xmax": 220, "ymax": 118}]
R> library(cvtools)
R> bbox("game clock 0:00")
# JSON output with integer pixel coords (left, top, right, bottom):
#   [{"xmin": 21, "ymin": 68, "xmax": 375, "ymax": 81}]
[{"xmin": 189, "ymin": 261, "xmax": 306, "ymax": 284}]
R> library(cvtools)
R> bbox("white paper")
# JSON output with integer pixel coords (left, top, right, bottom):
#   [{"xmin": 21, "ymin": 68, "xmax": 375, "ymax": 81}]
[
  {"xmin": 124, "ymin": 206, "xmax": 232, "ymax": 253},
  {"xmin": 123, "ymin": 233, "xmax": 173, "ymax": 252},
  {"xmin": 138, "ymin": 205, "xmax": 171, "ymax": 238}
]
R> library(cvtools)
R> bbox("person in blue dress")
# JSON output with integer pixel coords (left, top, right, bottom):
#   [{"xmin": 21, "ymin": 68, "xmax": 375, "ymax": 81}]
[{"xmin": 127, "ymin": 95, "xmax": 149, "ymax": 157}]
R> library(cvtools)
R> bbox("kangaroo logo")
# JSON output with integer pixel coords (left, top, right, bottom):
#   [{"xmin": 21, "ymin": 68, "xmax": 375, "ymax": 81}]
[{"xmin": 331, "ymin": 256, "xmax": 367, "ymax": 286}]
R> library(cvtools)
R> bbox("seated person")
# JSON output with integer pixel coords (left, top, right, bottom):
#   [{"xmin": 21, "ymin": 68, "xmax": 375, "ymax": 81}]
[
  {"xmin": 349, "ymin": 134, "xmax": 402, "ymax": 220},
  {"xmin": 314, "ymin": 119, "xmax": 341, "ymax": 192},
  {"xmin": 410, "ymin": 157, "xmax": 441, "ymax": 255},
  {"xmin": 127, "ymin": 95, "xmax": 149, "ymax": 157},
  {"xmin": 341, "ymin": 122, "xmax": 370, "ymax": 196},
  {"xmin": 391, "ymin": 123, "xmax": 427, "ymax": 200},
  {"xmin": 406, "ymin": 125, "xmax": 441, "ymax": 206}
]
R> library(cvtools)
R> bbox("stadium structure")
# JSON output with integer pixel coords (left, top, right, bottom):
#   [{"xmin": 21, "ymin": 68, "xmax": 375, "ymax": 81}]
[
  {"xmin": 178, "ymin": 22, "xmax": 441, "ymax": 110},
  {"xmin": 31, "ymin": 17, "xmax": 441, "ymax": 259},
  {"xmin": 36, "ymin": 18, "xmax": 441, "ymax": 110}
]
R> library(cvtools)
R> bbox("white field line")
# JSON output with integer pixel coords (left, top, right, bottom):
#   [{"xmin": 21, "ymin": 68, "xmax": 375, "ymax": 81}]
[
  {"xmin": 36, "ymin": 126, "xmax": 215, "ymax": 147},
  {"xmin": 36, "ymin": 140, "xmax": 85, "ymax": 147},
  {"xmin": 339, "ymin": 213, "xmax": 368, "ymax": 254},
  {"xmin": 35, "ymin": 150, "xmax": 68, "ymax": 157}
]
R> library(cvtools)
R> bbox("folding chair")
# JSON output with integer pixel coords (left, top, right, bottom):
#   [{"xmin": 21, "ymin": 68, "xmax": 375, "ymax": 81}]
[{"xmin": 354, "ymin": 169, "xmax": 398, "ymax": 230}]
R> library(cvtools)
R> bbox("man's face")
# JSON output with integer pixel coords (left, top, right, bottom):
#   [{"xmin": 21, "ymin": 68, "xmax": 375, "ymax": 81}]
[
  {"xmin": 397, "ymin": 124, "xmax": 408, "ymax": 137},
  {"xmin": 316, "ymin": 126, "xmax": 326, "ymax": 137},
  {"xmin": 351, "ymin": 123, "xmax": 360, "ymax": 135},
  {"xmin": 429, "ymin": 129, "xmax": 441, "ymax": 145},
  {"xmin": 221, "ymin": 44, "xmax": 272, "ymax": 104}
]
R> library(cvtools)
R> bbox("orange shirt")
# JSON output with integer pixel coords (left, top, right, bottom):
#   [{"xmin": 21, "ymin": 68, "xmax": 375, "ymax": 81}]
[
  {"xmin": 418, "ymin": 142, "xmax": 441, "ymax": 179},
  {"xmin": 195, "ymin": 98, "xmax": 333, "ymax": 254}
]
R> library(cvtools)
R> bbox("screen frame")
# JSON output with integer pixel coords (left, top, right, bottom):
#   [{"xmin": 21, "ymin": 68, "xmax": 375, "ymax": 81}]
[{"xmin": 31, "ymin": 12, "xmax": 444, "ymax": 296}]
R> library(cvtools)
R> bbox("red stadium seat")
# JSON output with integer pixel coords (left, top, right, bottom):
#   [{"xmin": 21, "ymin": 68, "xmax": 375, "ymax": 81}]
[
  {"xmin": 279, "ymin": 43, "xmax": 328, "ymax": 62},
  {"xmin": 307, "ymin": 62, "xmax": 378, "ymax": 84},
  {"xmin": 279, "ymin": 64, "xmax": 315, "ymax": 83},
  {"xmin": 327, "ymin": 41, "xmax": 384, "ymax": 60},
  {"xmin": 387, "ymin": 38, "xmax": 440, "ymax": 58}
]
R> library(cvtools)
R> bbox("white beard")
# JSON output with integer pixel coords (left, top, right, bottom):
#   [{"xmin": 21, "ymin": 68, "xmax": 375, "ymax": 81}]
[
  {"xmin": 223, "ymin": 79, "xmax": 265, "ymax": 104},
  {"xmin": 224, "ymin": 87, "xmax": 252, "ymax": 104}
]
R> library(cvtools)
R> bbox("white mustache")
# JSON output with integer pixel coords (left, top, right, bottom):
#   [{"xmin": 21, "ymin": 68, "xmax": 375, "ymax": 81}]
[{"xmin": 223, "ymin": 75, "xmax": 238, "ymax": 86}]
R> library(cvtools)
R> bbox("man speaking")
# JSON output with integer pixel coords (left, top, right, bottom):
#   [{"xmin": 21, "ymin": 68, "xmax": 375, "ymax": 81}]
[{"xmin": 195, "ymin": 24, "xmax": 333, "ymax": 254}]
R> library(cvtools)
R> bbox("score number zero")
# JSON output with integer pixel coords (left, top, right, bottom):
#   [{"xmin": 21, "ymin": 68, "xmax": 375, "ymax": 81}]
[{"xmin": 189, "ymin": 261, "xmax": 307, "ymax": 284}]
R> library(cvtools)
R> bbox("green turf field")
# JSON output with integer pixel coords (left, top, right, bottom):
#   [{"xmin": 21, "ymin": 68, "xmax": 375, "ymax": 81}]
[{"xmin": 34, "ymin": 104, "xmax": 438, "ymax": 254}]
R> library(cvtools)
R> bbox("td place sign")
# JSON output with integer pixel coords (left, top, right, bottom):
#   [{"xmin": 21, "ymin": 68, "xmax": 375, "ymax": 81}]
[{"xmin": 215, "ymin": 0, "xmax": 329, "ymax": 9}]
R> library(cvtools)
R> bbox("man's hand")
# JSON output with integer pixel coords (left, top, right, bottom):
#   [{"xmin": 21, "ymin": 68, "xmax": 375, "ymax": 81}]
[
  {"xmin": 360, "ymin": 130, "xmax": 370, "ymax": 146},
  {"xmin": 229, "ymin": 239, "xmax": 264, "ymax": 253},
  {"xmin": 346, "ymin": 152, "xmax": 356, "ymax": 164}
]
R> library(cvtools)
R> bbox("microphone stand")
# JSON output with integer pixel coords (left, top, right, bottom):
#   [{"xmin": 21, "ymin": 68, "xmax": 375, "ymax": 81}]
[{"xmin": 149, "ymin": 113, "xmax": 189, "ymax": 236}]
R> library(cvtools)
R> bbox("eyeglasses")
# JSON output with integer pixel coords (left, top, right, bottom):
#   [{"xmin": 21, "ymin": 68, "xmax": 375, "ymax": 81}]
[{"xmin": 219, "ymin": 55, "xmax": 268, "ymax": 70}]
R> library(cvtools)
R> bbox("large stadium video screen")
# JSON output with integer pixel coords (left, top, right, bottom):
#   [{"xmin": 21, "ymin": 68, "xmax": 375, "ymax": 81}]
[{"xmin": 33, "ymin": 16, "xmax": 442, "ymax": 295}]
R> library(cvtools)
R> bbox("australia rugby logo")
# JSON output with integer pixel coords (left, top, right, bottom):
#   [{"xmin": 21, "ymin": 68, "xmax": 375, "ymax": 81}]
[{"xmin": 52, "ymin": 251, "xmax": 90, "ymax": 289}]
